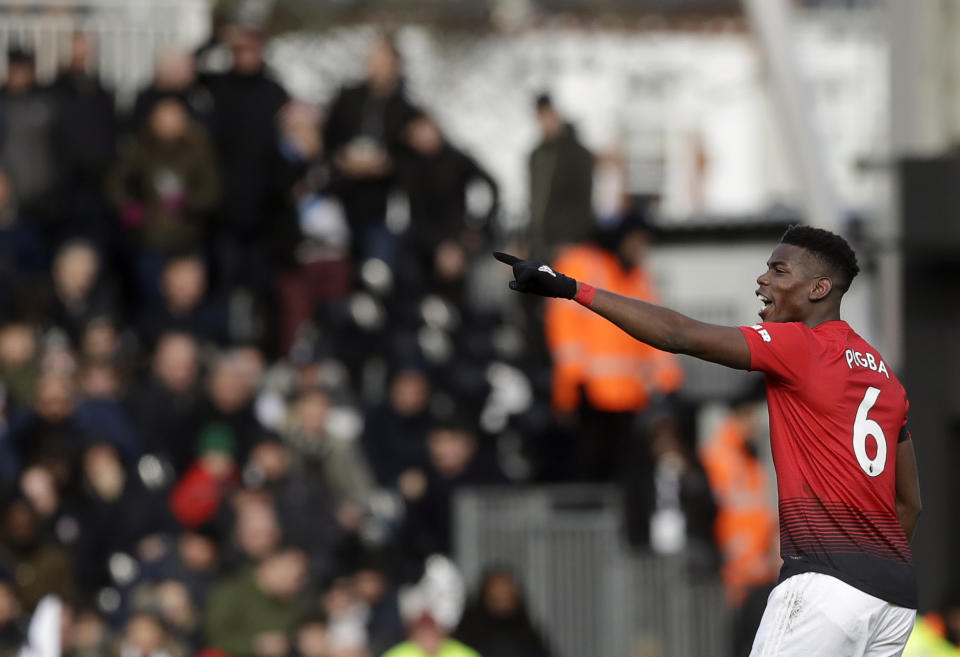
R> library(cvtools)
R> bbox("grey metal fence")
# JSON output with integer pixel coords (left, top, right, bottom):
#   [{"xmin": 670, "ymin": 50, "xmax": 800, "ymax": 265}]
[
  {"xmin": 0, "ymin": 0, "xmax": 210, "ymax": 106},
  {"xmin": 454, "ymin": 485, "xmax": 731, "ymax": 657}
]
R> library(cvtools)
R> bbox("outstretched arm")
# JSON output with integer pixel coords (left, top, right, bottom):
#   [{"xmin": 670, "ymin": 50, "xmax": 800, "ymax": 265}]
[
  {"xmin": 588, "ymin": 287, "xmax": 751, "ymax": 370},
  {"xmin": 895, "ymin": 438, "xmax": 921, "ymax": 540},
  {"xmin": 494, "ymin": 252, "xmax": 751, "ymax": 370}
]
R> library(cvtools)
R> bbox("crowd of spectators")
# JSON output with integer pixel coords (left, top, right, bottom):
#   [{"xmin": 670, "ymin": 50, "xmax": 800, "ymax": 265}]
[{"xmin": 0, "ymin": 19, "xmax": 779, "ymax": 657}]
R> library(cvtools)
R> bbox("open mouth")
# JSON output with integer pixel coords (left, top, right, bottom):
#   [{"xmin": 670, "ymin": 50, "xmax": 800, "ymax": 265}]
[{"xmin": 757, "ymin": 292, "xmax": 773, "ymax": 316}]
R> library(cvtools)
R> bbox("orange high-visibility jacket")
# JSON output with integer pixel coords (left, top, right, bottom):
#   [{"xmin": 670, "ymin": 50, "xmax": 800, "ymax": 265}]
[
  {"xmin": 545, "ymin": 244, "xmax": 684, "ymax": 413},
  {"xmin": 700, "ymin": 415, "xmax": 778, "ymax": 606}
]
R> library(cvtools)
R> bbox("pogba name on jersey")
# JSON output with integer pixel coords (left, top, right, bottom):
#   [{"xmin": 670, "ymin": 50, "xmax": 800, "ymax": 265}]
[{"xmin": 845, "ymin": 348, "xmax": 889, "ymax": 379}]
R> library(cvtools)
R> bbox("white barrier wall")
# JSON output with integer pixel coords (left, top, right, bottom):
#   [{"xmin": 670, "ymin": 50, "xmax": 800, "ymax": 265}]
[{"xmin": 269, "ymin": 13, "xmax": 887, "ymax": 227}]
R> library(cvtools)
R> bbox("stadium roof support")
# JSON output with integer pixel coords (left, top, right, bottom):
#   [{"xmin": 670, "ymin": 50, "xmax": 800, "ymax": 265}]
[{"xmin": 742, "ymin": 0, "xmax": 840, "ymax": 232}]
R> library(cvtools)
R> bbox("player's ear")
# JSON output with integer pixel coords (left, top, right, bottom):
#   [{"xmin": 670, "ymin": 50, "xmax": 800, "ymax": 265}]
[{"xmin": 809, "ymin": 276, "xmax": 833, "ymax": 301}]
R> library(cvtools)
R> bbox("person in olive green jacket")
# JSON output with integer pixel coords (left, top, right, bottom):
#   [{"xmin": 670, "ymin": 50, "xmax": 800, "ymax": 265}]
[
  {"xmin": 204, "ymin": 546, "xmax": 309, "ymax": 657},
  {"xmin": 526, "ymin": 94, "xmax": 595, "ymax": 263},
  {"xmin": 107, "ymin": 97, "xmax": 219, "ymax": 255}
]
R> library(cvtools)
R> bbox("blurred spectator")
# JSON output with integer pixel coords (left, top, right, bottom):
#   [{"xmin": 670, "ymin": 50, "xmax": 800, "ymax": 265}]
[
  {"xmin": 319, "ymin": 576, "xmax": 368, "ymax": 656},
  {"xmin": 127, "ymin": 332, "xmax": 204, "ymax": 475},
  {"xmin": 136, "ymin": 254, "xmax": 227, "ymax": 349},
  {"xmin": 455, "ymin": 567, "xmax": 552, "ymax": 657},
  {"xmin": 201, "ymin": 25, "xmax": 288, "ymax": 296},
  {"xmin": 223, "ymin": 490, "xmax": 282, "ymax": 571},
  {"xmin": 0, "ymin": 498, "xmax": 75, "ymax": 611},
  {"xmin": 361, "ymin": 367, "xmax": 432, "ymax": 489},
  {"xmin": 383, "ymin": 555, "xmax": 475, "ymax": 657},
  {"xmin": 127, "ymin": 578, "xmax": 203, "ymax": 653},
  {"xmin": 197, "ymin": 349, "xmax": 268, "ymax": 464},
  {"xmin": 352, "ymin": 553, "xmax": 404, "ymax": 656},
  {"xmin": 73, "ymin": 361, "xmax": 140, "ymax": 463},
  {"xmin": 50, "ymin": 32, "xmax": 117, "ymax": 248},
  {"xmin": 272, "ymin": 100, "xmax": 324, "ymax": 267},
  {"xmin": 0, "ymin": 569, "xmax": 26, "ymax": 656},
  {"xmin": 68, "ymin": 442, "xmax": 172, "ymax": 596},
  {"xmin": 11, "ymin": 372, "xmax": 85, "ymax": 486},
  {"xmin": 78, "ymin": 317, "xmax": 125, "ymax": 365},
  {"xmin": 0, "ymin": 46, "xmax": 59, "ymax": 239},
  {"xmin": 242, "ymin": 439, "xmax": 344, "ymax": 581},
  {"xmin": 394, "ymin": 110, "xmax": 498, "ymax": 298},
  {"xmin": 399, "ymin": 421, "xmax": 505, "ymax": 565},
  {"xmin": 526, "ymin": 94, "xmax": 595, "ymax": 262},
  {"xmin": 107, "ymin": 99, "xmax": 219, "ymax": 298},
  {"xmin": 323, "ymin": 34, "xmax": 416, "ymax": 267},
  {"xmin": 274, "ymin": 101, "xmax": 351, "ymax": 355},
  {"xmin": 204, "ymin": 546, "xmax": 310, "ymax": 657},
  {"xmin": 545, "ymin": 214, "xmax": 683, "ymax": 481},
  {"xmin": 699, "ymin": 388, "xmax": 778, "ymax": 607},
  {"xmin": 114, "ymin": 611, "xmax": 188, "ymax": 657},
  {"xmin": 282, "ymin": 388, "xmax": 374, "ymax": 522},
  {"xmin": 626, "ymin": 412, "xmax": 718, "ymax": 567},
  {"xmin": 292, "ymin": 610, "xmax": 332, "ymax": 657},
  {"xmin": 168, "ymin": 423, "xmax": 240, "ymax": 531},
  {"xmin": 67, "ymin": 605, "xmax": 113, "ymax": 657},
  {"xmin": 0, "ymin": 168, "xmax": 48, "ymax": 320},
  {"xmin": 49, "ymin": 240, "xmax": 117, "ymax": 346},
  {"xmin": 137, "ymin": 530, "xmax": 221, "ymax": 613},
  {"xmin": 17, "ymin": 465, "xmax": 61, "ymax": 530},
  {"xmin": 132, "ymin": 50, "xmax": 214, "ymax": 131},
  {"xmin": 0, "ymin": 322, "xmax": 40, "ymax": 410}
]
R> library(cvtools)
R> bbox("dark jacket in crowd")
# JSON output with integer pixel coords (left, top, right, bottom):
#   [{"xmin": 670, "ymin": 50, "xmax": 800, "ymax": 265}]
[
  {"xmin": 527, "ymin": 123, "xmax": 594, "ymax": 261},
  {"xmin": 456, "ymin": 601, "xmax": 553, "ymax": 657},
  {"xmin": 51, "ymin": 70, "xmax": 117, "ymax": 214},
  {"xmin": 136, "ymin": 295, "xmax": 228, "ymax": 351},
  {"xmin": 395, "ymin": 143, "xmax": 498, "ymax": 260},
  {"xmin": 0, "ymin": 500, "xmax": 76, "ymax": 611},
  {"xmin": 202, "ymin": 69, "xmax": 288, "ymax": 241},
  {"xmin": 66, "ymin": 463, "xmax": 174, "ymax": 593},
  {"xmin": 50, "ymin": 280, "xmax": 118, "ymax": 346},
  {"xmin": 323, "ymin": 82, "xmax": 416, "ymax": 224},
  {"xmin": 73, "ymin": 397, "xmax": 142, "ymax": 464},
  {"xmin": 0, "ymin": 86, "xmax": 59, "ymax": 221},
  {"xmin": 10, "ymin": 412, "xmax": 86, "ymax": 476},
  {"xmin": 106, "ymin": 123, "xmax": 219, "ymax": 253},
  {"xmin": 361, "ymin": 404, "xmax": 432, "ymax": 488},
  {"xmin": 400, "ymin": 451, "xmax": 506, "ymax": 563},
  {"xmin": 126, "ymin": 377, "xmax": 204, "ymax": 475}
]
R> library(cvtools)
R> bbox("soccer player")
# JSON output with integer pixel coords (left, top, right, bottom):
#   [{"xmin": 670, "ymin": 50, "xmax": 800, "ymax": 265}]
[{"xmin": 495, "ymin": 225, "xmax": 921, "ymax": 656}]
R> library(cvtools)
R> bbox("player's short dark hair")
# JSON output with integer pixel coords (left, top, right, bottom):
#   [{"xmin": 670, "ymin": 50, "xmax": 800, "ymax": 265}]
[
  {"xmin": 780, "ymin": 225, "xmax": 860, "ymax": 292},
  {"xmin": 535, "ymin": 93, "xmax": 554, "ymax": 111}
]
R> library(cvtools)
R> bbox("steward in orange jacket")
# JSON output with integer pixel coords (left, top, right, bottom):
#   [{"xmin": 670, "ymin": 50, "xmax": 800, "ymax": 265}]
[
  {"xmin": 544, "ymin": 216, "xmax": 683, "ymax": 481},
  {"xmin": 545, "ymin": 238, "xmax": 683, "ymax": 415},
  {"xmin": 700, "ymin": 403, "xmax": 779, "ymax": 607}
]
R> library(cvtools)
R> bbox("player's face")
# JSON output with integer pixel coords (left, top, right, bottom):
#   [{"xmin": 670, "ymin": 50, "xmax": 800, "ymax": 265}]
[{"xmin": 755, "ymin": 243, "xmax": 818, "ymax": 322}]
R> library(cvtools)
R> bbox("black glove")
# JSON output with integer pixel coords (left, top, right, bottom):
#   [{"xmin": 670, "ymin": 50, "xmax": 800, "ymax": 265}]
[{"xmin": 493, "ymin": 252, "xmax": 578, "ymax": 299}]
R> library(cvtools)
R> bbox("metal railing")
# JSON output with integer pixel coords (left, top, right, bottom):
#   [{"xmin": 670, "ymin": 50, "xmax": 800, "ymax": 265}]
[
  {"xmin": 454, "ymin": 485, "xmax": 731, "ymax": 657},
  {"xmin": 0, "ymin": 0, "xmax": 210, "ymax": 106}
]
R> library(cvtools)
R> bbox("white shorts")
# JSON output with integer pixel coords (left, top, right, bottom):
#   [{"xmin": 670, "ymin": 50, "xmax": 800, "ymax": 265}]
[{"xmin": 749, "ymin": 572, "xmax": 916, "ymax": 657}]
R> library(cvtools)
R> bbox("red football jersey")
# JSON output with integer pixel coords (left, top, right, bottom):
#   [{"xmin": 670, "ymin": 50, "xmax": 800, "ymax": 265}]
[{"xmin": 738, "ymin": 320, "xmax": 916, "ymax": 608}]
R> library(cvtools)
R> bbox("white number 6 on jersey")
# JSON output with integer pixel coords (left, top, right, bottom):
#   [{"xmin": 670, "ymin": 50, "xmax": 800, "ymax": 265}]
[{"xmin": 853, "ymin": 386, "xmax": 886, "ymax": 477}]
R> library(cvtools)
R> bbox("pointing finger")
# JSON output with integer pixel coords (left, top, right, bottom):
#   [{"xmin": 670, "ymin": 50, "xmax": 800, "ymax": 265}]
[{"xmin": 493, "ymin": 252, "xmax": 521, "ymax": 266}]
